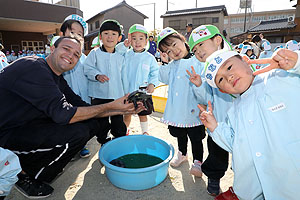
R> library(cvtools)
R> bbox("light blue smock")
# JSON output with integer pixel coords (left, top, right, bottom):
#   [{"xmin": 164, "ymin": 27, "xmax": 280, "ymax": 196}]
[
  {"xmin": 63, "ymin": 54, "xmax": 90, "ymax": 103},
  {"xmin": 84, "ymin": 47, "xmax": 125, "ymax": 99},
  {"xmin": 211, "ymin": 51, "xmax": 300, "ymax": 200},
  {"xmin": 0, "ymin": 52, "xmax": 9, "ymax": 69},
  {"xmin": 159, "ymin": 56, "xmax": 203, "ymax": 127},
  {"xmin": 258, "ymin": 50, "xmax": 273, "ymax": 69},
  {"xmin": 0, "ymin": 148, "xmax": 22, "ymax": 197},
  {"xmin": 122, "ymin": 49, "xmax": 159, "ymax": 93}
]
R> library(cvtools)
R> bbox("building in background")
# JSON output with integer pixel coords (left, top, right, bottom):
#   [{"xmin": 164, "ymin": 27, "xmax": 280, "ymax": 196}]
[
  {"xmin": 225, "ymin": 9, "xmax": 296, "ymax": 39},
  {"xmin": 0, "ymin": 0, "xmax": 82, "ymax": 53},
  {"xmin": 160, "ymin": 5, "xmax": 228, "ymax": 38},
  {"xmin": 84, "ymin": 0, "xmax": 148, "ymax": 53}
]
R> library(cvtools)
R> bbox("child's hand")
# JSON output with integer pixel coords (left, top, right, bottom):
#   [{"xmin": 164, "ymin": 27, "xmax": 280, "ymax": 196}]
[
  {"xmin": 198, "ymin": 101, "xmax": 217, "ymax": 132},
  {"xmin": 186, "ymin": 66, "xmax": 202, "ymax": 87},
  {"xmin": 124, "ymin": 35, "xmax": 131, "ymax": 47},
  {"xmin": 146, "ymin": 84, "xmax": 155, "ymax": 93},
  {"xmin": 159, "ymin": 50, "xmax": 169, "ymax": 63},
  {"xmin": 96, "ymin": 74, "xmax": 109, "ymax": 83},
  {"xmin": 248, "ymin": 49, "xmax": 298, "ymax": 75}
]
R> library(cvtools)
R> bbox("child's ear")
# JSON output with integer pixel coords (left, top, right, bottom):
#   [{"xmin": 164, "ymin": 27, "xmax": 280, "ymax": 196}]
[
  {"xmin": 99, "ymin": 34, "xmax": 102, "ymax": 40},
  {"xmin": 50, "ymin": 45, "xmax": 55, "ymax": 53},
  {"xmin": 118, "ymin": 35, "xmax": 122, "ymax": 42},
  {"xmin": 59, "ymin": 32, "xmax": 63, "ymax": 37},
  {"xmin": 214, "ymin": 35, "xmax": 223, "ymax": 47}
]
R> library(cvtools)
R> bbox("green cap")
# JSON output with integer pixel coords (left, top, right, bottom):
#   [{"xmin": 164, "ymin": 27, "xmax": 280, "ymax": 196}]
[
  {"xmin": 129, "ymin": 24, "xmax": 148, "ymax": 35},
  {"xmin": 188, "ymin": 25, "xmax": 232, "ymax": 51},
  {"xmin": 50, "ymin": 36, "xmax": 60, "ymax": 46},
  {"xmin": 157, "ymin": 27, "xmax": 178, "ymax": 47}
]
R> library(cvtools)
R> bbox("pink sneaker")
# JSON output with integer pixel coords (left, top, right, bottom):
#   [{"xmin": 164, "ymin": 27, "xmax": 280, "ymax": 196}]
[
  {"xmin": 189, "ymin": 160, "xmax": 202, "ymax": 177},
  {"xmin": 170, "ymin": 151, "xmax": 188, "ymax": 167}
]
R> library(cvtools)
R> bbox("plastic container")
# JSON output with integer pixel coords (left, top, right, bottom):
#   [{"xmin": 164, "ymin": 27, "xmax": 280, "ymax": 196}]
[{"xmin": 99, "ymin": 135, "xmax": 174, "ymax": 190}]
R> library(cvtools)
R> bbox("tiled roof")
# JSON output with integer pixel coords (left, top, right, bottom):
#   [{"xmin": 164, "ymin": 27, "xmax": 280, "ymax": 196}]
[
  {"xmin": 248, "ymin": 18, "xmax": 296, "ymax": 32},
  {"xmin": 161, "ymin": 5, "xmax": 228, "ymax": 18},
  {"xmin": 86, "ymin": 0, "xmax": 148, "ymax": 22}
]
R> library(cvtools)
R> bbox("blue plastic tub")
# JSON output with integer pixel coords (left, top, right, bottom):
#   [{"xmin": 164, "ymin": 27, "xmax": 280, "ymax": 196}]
[{"xmin": 99, "ymin": 135, "xmax": 174, "ymax": 190}]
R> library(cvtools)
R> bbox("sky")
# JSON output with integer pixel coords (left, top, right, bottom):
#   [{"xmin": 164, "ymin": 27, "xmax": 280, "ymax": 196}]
[{"xmin": 80, "ymin": 0, "xmax": 296, "ymax": 31}]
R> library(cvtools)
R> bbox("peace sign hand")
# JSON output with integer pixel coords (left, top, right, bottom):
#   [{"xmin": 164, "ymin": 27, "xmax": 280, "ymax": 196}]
[
  {"xmin": 248, "ymin": 49, "xmax": 298, "ymax": 75},
  {"xmin": 186, "ymin": 66, "xmax": 202, "ymax": 87},
  {"xmin": 198, "ymin": 101, "xmax": 217, "ymax": 132}
]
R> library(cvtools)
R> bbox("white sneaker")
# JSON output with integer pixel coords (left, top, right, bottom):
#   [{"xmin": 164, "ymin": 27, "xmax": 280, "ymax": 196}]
[
  {"xmin": 189, "ymin": 160, "xmax": 202, "ymax": 177},
  {"xmin": 170, "ymin": 151, "xmax": 188, "ymax": 167}
]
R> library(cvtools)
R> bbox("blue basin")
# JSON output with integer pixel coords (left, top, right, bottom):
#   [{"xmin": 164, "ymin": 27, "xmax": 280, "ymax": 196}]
[{"xmin": 99, "ymin": 135, "xmax": 174, "ymax": 190}]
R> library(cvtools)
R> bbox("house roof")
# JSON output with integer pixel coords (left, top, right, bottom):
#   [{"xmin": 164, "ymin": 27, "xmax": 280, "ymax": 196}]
[
  {"xmin": 160, "ymin": 5, "xmax": 228, "ymax": 18},
  {"xmin": 248, "ymin": 18, "xmax": 296, "ymax": 33},
  {"xmin": 86, "ymin": 0, "xmax": 148, "ymax": 22}
]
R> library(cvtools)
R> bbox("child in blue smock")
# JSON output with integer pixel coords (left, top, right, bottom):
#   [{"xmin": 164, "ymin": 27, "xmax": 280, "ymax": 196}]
[
  {"xmin": 120, "ymin": 24, "xmax": 159, "ymax": 135},
  {"xmin": 200, "ymin": 49, "xmax": 300, "ymax": 200},
  {"xmin": 0, "ymin": 43, "xmax": 9, "ymax": 70},
  {"xmin": 0, "ymin": 147, "xmax": 22, "ymax": 200},
  {"xmin": 157, "ymin": 27, "xmax": 206, "ymax": 178},
  {"xmin": 84, "ymin": 19, "xmax": 127, "ymax": 144},
  {"xmin": 258, "ymin": 40, "xmax": 273, "ymax": 69},
  {"xmin": 186, "ymin": 25, "xmax": 233, "ymax": 196},
  {"xmin": 60, "ymin": 14, "xmax": 91, "ymax": 158}
]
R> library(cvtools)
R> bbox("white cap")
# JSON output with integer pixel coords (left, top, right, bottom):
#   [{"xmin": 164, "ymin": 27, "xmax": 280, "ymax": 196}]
[
  {"xmin": 91, "ymin": 36, "xmax": 100, "ymax": 47},
  {"xmin": 285, "ymin": 40, "xmax": 298, "ymax": 51},
  {"xmin": 64, "ymin": 14, "xmax": 87, "ymax": 35},
  {"xmin": 240, "ymin": 45, "xmax": 253, "ymax": 54},
  {"xmin": 204, "ymin": 50, "xmax": 239, "ymax": 88},
  {"xmin": 262, "ymin": 40, "xmax": 271, "ymax": 51}
]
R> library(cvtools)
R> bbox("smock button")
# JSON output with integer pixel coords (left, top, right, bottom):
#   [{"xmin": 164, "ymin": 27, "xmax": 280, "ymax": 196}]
[{"xmin": 256, "ymin": 152, "xmax": 261, "ymax": 157}]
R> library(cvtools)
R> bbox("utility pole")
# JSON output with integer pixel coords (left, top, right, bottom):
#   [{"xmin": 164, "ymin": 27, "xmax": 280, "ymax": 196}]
[
  {"xmin": 196, "ymin": 0, "xmax": 197, "ymax": 8},
  {"xmin": 167, "ymin": 0, "xmax": 169, "ymax": 11},
  {"xmin": 243, "ymin": 0, "xmax": 248, "ymax": 32},
  {"xmin": 134, "ymin": 3, "xmax": 156, "ymax": 31}
]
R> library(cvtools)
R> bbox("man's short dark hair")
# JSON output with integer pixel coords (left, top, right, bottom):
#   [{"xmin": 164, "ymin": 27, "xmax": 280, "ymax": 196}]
[
  {"xmin": 186, "ymin": 23, "xmax": 193, "ymax": 27},
  {"xmin": 60, "ymin": 20, "xmax": 84, "ymax": 36},
  {"xmin": 149, "ymin": 36, "xmax": 154, "ymax": 38},
  {"xmin": 54, "ymin": 36, "xmax": 81, "ymax": 48}
]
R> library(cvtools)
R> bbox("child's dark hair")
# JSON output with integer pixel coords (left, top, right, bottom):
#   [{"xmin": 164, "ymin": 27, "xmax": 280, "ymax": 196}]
[
  {"xmin": 211, "ymin": 34, "xmax": 224, "ymax": 49},
  {"xmin": 158, "ymin": 33, "xmax": 190, "ymax": 52},
  {"xmin": 60, "ymin": 20, "xmax": 84, "ymax": 36},
  {"xmin": 99, "ymin": 20, "xmax": 121, "ymax": 36}
]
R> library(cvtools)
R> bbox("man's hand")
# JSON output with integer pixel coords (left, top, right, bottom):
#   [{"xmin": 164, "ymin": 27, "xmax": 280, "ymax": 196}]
[
  {"xmin": 96, "ymin": 74, "xmax": 109, "ymax": 83},
  {"xmin": 248, "ymin": 49, "xmax": 298, "ymax": 75},
  {"xmin": 146, "ymin": 84, "xmax": 155, "ymax": 93},
  {"xmin": 198, "ymin": 101, "xmax": 217, "ymax": 132},
  {"xmin": 109, "ymin": 94, "xmax": 145, "ymax": 115},
  {"xmin": 186, "ymin": 66, "xmax": 202, "ymax": 87}
]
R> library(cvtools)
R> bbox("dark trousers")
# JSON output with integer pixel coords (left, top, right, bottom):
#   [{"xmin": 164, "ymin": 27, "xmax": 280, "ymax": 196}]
[
  {"xmin": 0, "ymin": 118, "xmax": 103, "ymax": 183},
  {"xmin": 91, "ymin": 98, "xmax": 127, "ymax": 139},
  {"xmin": 168, "ymin": 125, "xmax": 206, "ymax": 162},
  {"xmin": 201, "ymin": 135, "xmax": 229, "ymax": 180}
]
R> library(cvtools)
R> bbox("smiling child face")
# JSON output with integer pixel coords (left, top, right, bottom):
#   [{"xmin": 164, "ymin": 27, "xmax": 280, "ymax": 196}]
[{"xmin": 215, "ymin": 56, "xmax": 254, "ymax": 94}]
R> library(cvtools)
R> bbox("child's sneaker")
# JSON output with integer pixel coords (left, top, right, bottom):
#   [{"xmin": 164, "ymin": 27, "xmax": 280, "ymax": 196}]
[
  {"xmin": 207, "ymin": 178, "xmax": 221, "ymax": 196},
  {"xmin": 189, "ymin": 160, "xmax": 202, "ymax": 177},
  {"xmin": 79, "ymin": 146, "xmax": 90, "ymax": 158},
  {"xmin": 15, "ymin": 173, "xmax": 54, "ymax": 199},
  {"xmin": 170, "ymin": 151, "xmax": 188, "ymax": 167}
]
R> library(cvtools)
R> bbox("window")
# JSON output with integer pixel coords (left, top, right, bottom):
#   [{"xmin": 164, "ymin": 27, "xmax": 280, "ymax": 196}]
[
  {"xmin": 212, "ymin": 17, "xmax": 219, "ymax": 24},
  {"xmin": 95, "ymin": 21, "xmax": 100, "ymax": 29},
  {"xmin": 192, "ymin": 18, "xmax": 206, "ymax": 27},
  {"xmin": 21, "ymin": 40, "xmax": 44, "ymax": 51},
  {"xmin": 224, "ymin": 19, "xmax": 228, "ymax": 24},
  {"xmin": 89, "ymin": 24, "xmax": 93, "ymax": 32},
  {"xmin": 169, "ymin": 20, "xmax": 181, "ymax": 30}
]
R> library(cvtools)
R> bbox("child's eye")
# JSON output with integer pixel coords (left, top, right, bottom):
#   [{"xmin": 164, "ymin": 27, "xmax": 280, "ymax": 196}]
[
  {"xmin": 218, "ymin": 77, "xmax": 223, "ymax": 84},
  {"xmin": 227, "ymin": 65, "xmax": 232, "ymax": 70},
  {"xmin": 167, "ymin": 50, "xmax": 171, "ymax": 54},
  {"xmin": 173, "ymin": 43, "xmax": 176, "ymax": 47}
]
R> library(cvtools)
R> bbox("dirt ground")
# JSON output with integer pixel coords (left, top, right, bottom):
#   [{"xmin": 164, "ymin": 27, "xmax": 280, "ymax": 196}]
[{"xmin": 6, "ymin": 113, "xmax": 234, "ymax": 200}]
